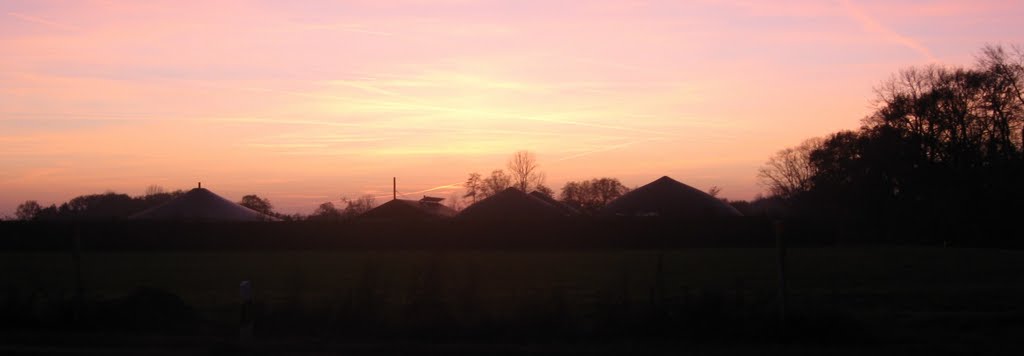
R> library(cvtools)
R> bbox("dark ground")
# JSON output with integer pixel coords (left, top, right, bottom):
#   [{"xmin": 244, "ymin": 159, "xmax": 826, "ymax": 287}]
[{"xmin": 2, "ymin": 247, "xmax": 1023, "ymax": 354}]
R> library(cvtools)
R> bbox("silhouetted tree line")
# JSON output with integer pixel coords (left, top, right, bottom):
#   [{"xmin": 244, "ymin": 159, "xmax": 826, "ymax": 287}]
[
  {"xmin": 464, "ymin": 150, "xmax": 553, "ymax": 203},
  {"xmin": 12, "ymin": 187, "xmax": 305, "ymax": 222},
  {"xmin": 306, "ymin": 195, "xmax": 378, "ymax": 221},
  {"xmin": 7, "ymin": 151, "xmax": 706, "ymax": 222},
  {"xmin": 560, "ymin": 177, "xmax": 631, "ymax": 214},
  {"xmin": 758, "ymin": 45, "xmax": 1024, "ymax": 229},
  {"xmin": 14, "ymin": 188, "xmax": 185, "ymax": 221},
  {"xmin": 462, "ymin": 151, "xmax": 637, "ymax": 214}
]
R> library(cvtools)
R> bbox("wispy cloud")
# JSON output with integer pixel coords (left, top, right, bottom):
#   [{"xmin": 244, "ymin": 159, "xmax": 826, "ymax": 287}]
[
  {"xmin": 288, "ymin": 22, "xmax": 395, "ymax": 37},
  {"xmin": 555, "ymin": 137, "xmax": 666, "ymax": 162},
  {"xmin": 6, "ymin": 12, "xmax": 80, "ymax": 31},
  {"xmin": 359, "ymin": 101, "xmax": 673, "ymax": 137}
]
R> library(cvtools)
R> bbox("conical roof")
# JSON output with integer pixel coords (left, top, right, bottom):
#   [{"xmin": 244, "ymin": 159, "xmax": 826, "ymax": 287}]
[
  {"xmin": 360, "ymin": 198, "xmax": 457, "ymax": 220},
  {"xmin": 602, "ymin": 176, "xmax": 742, "ymax": 217},
  {"xmin": 131, "ymin": 188, "xmax": 277, "ymax": 221},
  {"xmin": 458, "ymin": 188, "xmax": 566, "ymax": 220}
]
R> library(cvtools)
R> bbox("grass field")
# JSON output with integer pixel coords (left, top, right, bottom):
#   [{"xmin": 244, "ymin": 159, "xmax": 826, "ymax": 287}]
[{"xmin": 3, "ymin": 247, "xmax": 1024, "ymax": 352}]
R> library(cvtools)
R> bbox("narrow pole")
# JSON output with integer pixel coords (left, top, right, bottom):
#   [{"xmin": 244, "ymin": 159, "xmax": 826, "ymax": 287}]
[
  {"xmin": 393, "ymin": 177, "xmax": 396, "ymax": 200},
  {"xmin": 774, "ymin": 220, "xmax": 788, "ymax": 329}
]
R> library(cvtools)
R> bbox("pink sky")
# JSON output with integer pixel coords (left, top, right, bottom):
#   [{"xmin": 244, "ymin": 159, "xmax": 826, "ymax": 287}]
[{"xmin": 2, "ymin": 0, "xmax": 1022, "ymax": 215}]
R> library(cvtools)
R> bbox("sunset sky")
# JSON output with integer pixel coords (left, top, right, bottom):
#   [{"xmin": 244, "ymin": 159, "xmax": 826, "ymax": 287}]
[{"xmin": 2, "ymin": 0, "xmax": 1022, "ymax": 216}]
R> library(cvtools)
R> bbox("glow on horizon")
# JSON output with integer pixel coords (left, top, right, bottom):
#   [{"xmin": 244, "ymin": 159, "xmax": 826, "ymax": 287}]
[{"xmin": 2, "ymin": 0, "xmax": 1022, "ymax": 215}]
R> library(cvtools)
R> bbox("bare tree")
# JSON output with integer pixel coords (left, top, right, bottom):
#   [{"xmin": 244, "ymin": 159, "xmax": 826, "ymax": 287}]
[
  {"xmin": 507, "ymin": 150, "xmax": 545, "ymax": 192},
  {"xmin": 559, "ymin": 178, "xmax": 630, "ymax": 214},
  {"xmin": 757, "ymin": 138, "xmax": 823, "ymax": 199},
  {"xmin": 534, "ymin": 184, "xmax": 555, "ymax": 197},
  {"xmin": 144, "ymin": 185, "xmax": 166, "ymax": 196},
  {"xmin": 341, "ymin": 195, "xmax": 376, "ymax": 217},
  {"xmin": 463, "ymin": 172, "xmax": 482, "ymax": 203},
  {"xmin": 463, "ymin": 169, "xmax": 514, "ymax": 202},
  {"xmin": 15, "ymin": 200, "xmax": 42, "ymax": 221},
  {"xmin": 446, "ymin": 192, "xmax": 466, "ymax": 211},
  {"xmin": 977, "ymin": 44, "xmax": 1024, "ymax": 106},
  {"xmin": 462, "ymin": 151, "xmax": 547, "ymax": 204},
  {"xmin": 707, "ymin": 186, "xmax": 723, "ymax": 198},
  {"xmin": 483, "ymin": 169, "xmax": 513, "ymax": 196},
  {"xmin": 239, "ymin": 195, "xmax": 274, "ymax": 215},
  {"xmin": 976, "ymin": 44, "xmax": 1024, "ymax": 157},
  {"xmin": 310, "ymin": 202, "xmax": 342, "ymax": 221}
]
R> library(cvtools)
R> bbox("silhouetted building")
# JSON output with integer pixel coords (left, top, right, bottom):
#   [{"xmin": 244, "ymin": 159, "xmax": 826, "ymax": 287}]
[
  {"xmin": 529, "ymin": 191, "xmax": 580, "ymax": 216},
  {"xmin": 459, "ymin": 188, "xmax": 566, "ymax": 220},
  {"xmin": 360, "ymin": 196, "xmax": 456, "ymax": 220},
  {"xmin": 602, "ymin": 176, "xmax": 742, "ymax": 217},
  {"xmin": 131, "ymin": 187, "xmax": 278, "ymax": 221}
]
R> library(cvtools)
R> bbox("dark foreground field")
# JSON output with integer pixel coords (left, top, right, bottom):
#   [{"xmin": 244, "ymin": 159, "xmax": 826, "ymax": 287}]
[{"xmin": 2, "ymin": 247, "xmax": 1024, "ymax": 354}]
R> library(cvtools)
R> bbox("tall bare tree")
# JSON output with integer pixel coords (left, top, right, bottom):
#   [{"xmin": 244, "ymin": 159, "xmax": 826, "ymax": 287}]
[
  {"xmin": 463, "ymin": 172, "xmax": 482, "ymax": 203},
  {"xmin": 507, "ymin": 150, "xmax": 545, "ymax": 192}
]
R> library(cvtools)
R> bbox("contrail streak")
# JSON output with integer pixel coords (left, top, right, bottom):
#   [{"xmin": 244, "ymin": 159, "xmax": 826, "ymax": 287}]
[
  {"xmin": 839, "ymin": 0, "xmax": 937, "ymax": 62},
  {"xmin": 371, "ymin": 182, "xmax": 463, "ymax": 200}
]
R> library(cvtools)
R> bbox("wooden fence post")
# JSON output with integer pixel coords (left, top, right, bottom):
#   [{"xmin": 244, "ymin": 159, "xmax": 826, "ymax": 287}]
[
  {"xmin": 774, "ymin": 220, "xmax": 788, "ymax": 329},
  {"xmin": 240, "ymin": 280, "xmax": 254, "ymax": 346},
  {"xmin": 72, "ymin": 225, "xmax": 84, "ymax": 324}
]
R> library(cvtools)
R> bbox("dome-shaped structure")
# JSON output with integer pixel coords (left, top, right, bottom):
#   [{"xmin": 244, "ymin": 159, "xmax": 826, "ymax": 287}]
[
  {"xmin": 529, "ymin": 191, "xmax": 580, "ymax": 216},
  {"xmin": 131, "ymin": 187, "xmax": 277, "ymax": 221},
  {"xmin": 458, "ymin": 188, "xmax": 566, "ymax": 220},
  {"xmin": 602, "ymin": 176, "xmax": 742, "ymax": 217},
  {"xmin": 360, "ymin": 196, "xmax": 457, "ymax": 220}
]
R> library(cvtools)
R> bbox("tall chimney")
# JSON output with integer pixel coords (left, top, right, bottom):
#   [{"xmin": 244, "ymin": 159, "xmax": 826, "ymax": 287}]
[{"xmin": 393, "ymin": 177, "xmax": 396, "ymax": 200}]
